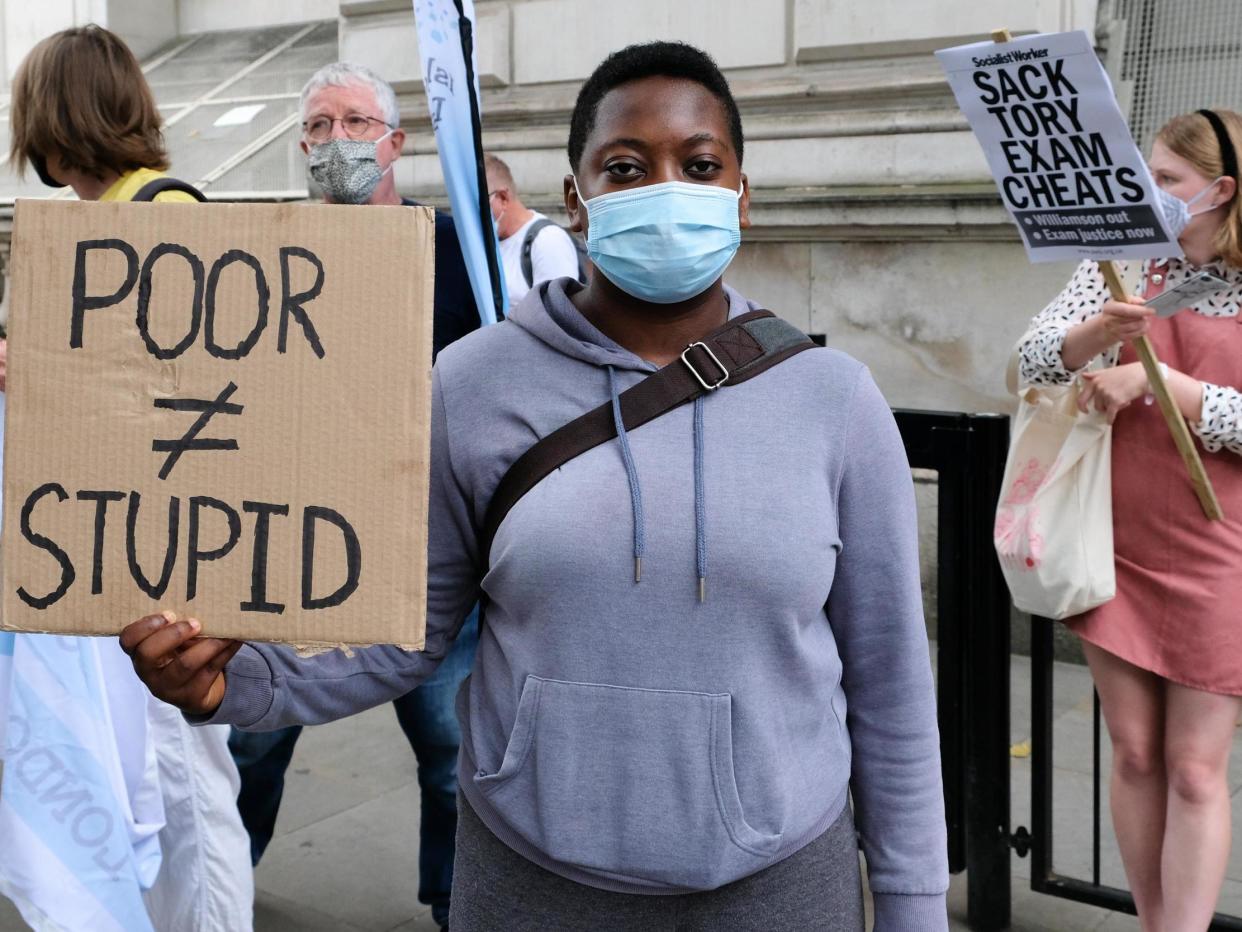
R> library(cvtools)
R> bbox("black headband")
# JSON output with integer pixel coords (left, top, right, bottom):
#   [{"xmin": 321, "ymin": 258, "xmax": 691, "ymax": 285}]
[{"xmin": 1198, "ymin": 108, "xmax": 1239, "ymax": 182}]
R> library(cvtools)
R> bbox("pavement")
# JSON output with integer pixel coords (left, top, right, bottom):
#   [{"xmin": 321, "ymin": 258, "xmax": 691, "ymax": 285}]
[{"xmin": 2, "ymin": 652, "xmax": 1240, "ymax": 931}]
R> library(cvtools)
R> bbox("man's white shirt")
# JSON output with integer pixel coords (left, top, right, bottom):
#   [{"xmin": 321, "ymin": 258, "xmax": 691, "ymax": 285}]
[{"xmin": 499, "ymin": 212, "xmax": 580, "ymax": 308}]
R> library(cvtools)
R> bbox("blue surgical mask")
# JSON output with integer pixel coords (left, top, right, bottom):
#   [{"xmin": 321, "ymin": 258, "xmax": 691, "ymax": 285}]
[
  {"xmin": 1155, "ymin": 176, "xmax": 1225, "ymax": 238},
  {"xmin": 574, "ymin": 179, "xmax": 742, "ymax": 304}
]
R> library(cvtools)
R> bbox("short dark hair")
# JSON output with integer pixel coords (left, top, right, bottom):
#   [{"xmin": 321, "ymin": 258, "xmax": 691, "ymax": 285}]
[
  {"xmin": 567, "ymin": 41, "xmax": 744, "ymax": 172},
  {"xmin": 10, "ymin": 25, "xmax": 168, "ymax": 179}
]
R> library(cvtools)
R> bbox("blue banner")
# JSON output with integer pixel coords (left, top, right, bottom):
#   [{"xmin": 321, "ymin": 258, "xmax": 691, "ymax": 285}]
[
  {"xmin": 413, "ymin": 0, "xmax": 507, "ymax": 324},
  {"xmin": 0, "ymin": 636, "xmax": 158, "ymax": 932}
]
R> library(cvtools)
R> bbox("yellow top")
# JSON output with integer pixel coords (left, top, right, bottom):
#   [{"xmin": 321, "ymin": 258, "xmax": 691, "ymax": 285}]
[{"xmin": 99, "ymin": 167, "xmax": 197, "ymax": 204}]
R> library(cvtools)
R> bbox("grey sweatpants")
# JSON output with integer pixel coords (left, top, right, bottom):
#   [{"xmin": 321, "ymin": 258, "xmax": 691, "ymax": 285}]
[{"xmin": 449, "ymin": 793, "xmax": 865, "ymax": 931}]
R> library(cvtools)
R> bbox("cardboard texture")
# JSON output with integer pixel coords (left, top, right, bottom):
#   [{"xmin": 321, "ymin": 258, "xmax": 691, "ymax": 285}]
[{"xmin": 1, "ymin": 200, "xmax": 434, "ymax": 647}]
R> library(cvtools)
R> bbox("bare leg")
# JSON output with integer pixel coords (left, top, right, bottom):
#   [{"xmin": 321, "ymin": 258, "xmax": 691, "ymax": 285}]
[
  {"xmin": 1161, "ymin": 681, "xmax": 1242, "ymax": 931},
  {"xmin": 1083, "ymin": 641, "xmax": 1167, "ymax": 931}
]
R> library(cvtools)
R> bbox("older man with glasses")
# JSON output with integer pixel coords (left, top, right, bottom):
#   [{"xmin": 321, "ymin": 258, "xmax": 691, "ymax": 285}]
[
  {"xmin": 226, "ymin": 61, "xmax": 480, "ymax": 931},
  {"xmin": 299, "ymin": 60, "xmax": 480, "ymax": 355}
]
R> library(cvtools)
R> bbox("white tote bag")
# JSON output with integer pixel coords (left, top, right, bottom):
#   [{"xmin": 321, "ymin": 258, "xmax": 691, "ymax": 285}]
[{"xmin": 994, "ymin": 368, "xmax": 1115, "ymax": 620}]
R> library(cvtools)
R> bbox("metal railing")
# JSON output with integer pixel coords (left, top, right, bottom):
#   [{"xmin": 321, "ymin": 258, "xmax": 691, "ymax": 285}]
[
  {"xmin": 1027, "ymin": 616, "xmax": 1242, "ymax": 930},
  {"xmin": 897, "ymin": 403, "xmax": 1242, "ymax": 929},
  {"xmin": 893, "ymin": 408, "xmax": 1011, "ymax": 931}
]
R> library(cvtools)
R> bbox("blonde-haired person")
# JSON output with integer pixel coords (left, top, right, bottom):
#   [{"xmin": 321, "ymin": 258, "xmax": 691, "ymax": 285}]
[
  {"xmin": 1018, "ymin": 108, "xmax": 1242, "ymax": 931},
  {"xmin": 4, "ymin": 24, "xmax": 253, "ymax": 932}
]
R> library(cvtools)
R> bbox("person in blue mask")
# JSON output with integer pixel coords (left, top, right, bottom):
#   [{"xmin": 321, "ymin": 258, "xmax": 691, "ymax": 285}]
[{"xmin": 119, "ymin": 41, "xmax": 949, "ymax": 931}]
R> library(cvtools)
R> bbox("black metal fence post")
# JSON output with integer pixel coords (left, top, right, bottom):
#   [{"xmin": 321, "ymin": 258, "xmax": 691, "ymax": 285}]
[
  {"xmin": 894, "ymin": 410, "xmax": 1012, "ymax": 930},
  {"xmin": 899, "ymin": 407, "xmax": 1242, "ymax": 928},
  {"xmin": 1026, "ymin": 612, "xmax": 1242, "ymax": 930},
  {"xmin": 962, "ymin": 414, "xmax": 1012, "ymax": 931}
]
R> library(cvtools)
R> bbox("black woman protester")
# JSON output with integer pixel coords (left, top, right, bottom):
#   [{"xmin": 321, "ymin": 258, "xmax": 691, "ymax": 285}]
[{"xmin": 120, "ymin": 42, "xmax": 948, "ymax": 932}]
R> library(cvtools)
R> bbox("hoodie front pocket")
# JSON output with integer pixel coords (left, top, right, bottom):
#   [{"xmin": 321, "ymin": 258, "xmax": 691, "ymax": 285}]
[{"xmin": 474, "ymin": 675, "xmax": 782, "ymax": 890}]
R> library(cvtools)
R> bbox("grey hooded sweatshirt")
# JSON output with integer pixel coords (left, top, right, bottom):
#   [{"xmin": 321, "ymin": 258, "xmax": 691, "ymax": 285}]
[{"xmin": 206, "ymin": 279, "xmax": 949, "ymax": 929}]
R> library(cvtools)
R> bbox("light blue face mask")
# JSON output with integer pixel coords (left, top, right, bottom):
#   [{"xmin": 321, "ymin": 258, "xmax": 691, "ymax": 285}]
[
  {"xmin": 574, "ymin": 179, "xmax": 742, "ymax": 304},
  {"xmin": 1154, "ymin": 176, "xmax": 1225, "ymax": 238}
]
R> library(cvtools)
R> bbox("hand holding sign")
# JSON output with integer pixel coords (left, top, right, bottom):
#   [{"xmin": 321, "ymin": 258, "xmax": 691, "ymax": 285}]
[
  {"xmin": 119, "ymin": 611, "xmax": 239, "ymax": 715},
  {"xmin": 1099, "ymin": 296, "xmax": 1154, "ymax": 343},
  {"xmin": 1057, "ymin": 293, "xmax": 1152, "ymax": 370}
]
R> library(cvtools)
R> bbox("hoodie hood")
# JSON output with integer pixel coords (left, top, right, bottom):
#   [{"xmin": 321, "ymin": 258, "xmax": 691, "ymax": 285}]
[{"xmin": 505, "ymin": 277, "xmax": 762, "ymax": 373}]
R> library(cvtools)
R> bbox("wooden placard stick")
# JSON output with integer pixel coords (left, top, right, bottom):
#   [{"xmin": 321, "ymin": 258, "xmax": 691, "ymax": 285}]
[
  {"xmin": 989, "ymin": 27, "xmax": 1223, "ymax": 521},
  {"xmin": 1097, "ymin": 261, "xmax": 1223, "ymax": 519}
]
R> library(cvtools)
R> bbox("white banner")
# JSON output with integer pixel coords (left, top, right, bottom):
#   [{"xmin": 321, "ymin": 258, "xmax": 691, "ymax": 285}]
[
  {"xmin": 0, "ymin": 635, "xmax": 163, "ymax": 932},
  {"xmin": 413, "ymin": 0, "xmax": 506, "ymax": 323},
  {"xmin": 936, "ymin": 30, "xmax": 1180, "ymax": 263}
]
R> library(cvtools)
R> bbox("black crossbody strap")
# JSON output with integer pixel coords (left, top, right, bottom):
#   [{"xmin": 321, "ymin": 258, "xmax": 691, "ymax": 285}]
[
  {"xmin": 479, "ymin": 307, "xmax": 815, "ymax": 564},
  {"xmin": 131, "ymin": 177, "xmax": 208, "ymax": 202},
  {"xmin": 520, "ymin": 218, "xmax": 556, "ymax": 287}
]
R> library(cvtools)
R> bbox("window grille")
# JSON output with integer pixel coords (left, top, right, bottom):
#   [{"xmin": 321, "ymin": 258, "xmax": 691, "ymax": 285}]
[
  {"xmin": 0, "ymin": 20, "xmax": 337, "ymax": 202},
  {"xmin": 1103, "ymin": 0, "xmax": 1242, "ymax": 152}
]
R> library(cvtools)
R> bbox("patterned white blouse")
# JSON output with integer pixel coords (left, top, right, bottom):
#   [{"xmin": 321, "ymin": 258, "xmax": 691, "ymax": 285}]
[{"xmin": 1018, "ymin": 257, "xmax": 1242, "ymax": 455}]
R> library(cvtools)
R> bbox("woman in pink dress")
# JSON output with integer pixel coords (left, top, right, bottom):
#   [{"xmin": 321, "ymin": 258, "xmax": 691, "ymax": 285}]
[{"xmin": 1018, "ymin": 108, "xmax": 1242, "ymax": 931}]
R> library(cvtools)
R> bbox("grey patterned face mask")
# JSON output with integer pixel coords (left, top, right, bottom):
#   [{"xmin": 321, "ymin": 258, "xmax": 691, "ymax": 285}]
[{"xmin": 308, "ymin": 132, "xmax": 392, "ymax": 204}]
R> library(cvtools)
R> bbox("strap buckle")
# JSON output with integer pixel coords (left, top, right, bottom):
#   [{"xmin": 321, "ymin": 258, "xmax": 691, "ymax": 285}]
[{"xmin": 681, "ymin": 341, "xmax": 729, "ymax": 391}]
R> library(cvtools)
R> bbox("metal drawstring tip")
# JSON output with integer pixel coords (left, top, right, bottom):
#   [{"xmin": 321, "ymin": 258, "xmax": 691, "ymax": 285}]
[
  {"xmin": 698, "ymin": 577, "xmax": 706, "ymax": 603},
  {"xmin": 634, "ymin": 557, "xmax": 642, "ymax": 584}
]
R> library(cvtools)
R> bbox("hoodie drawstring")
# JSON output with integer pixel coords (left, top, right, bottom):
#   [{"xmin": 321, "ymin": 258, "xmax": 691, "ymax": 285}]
[
  {"xmin": 607, "ymin": 365, "xmax": 708, "ymax": 602},
  {"xmin": 607, "ymin": 366, "xmax": 645, "ymax": 582},
  {"xmin": 693, "ymin": 396, "xmax": 707, "ymax": 603}
]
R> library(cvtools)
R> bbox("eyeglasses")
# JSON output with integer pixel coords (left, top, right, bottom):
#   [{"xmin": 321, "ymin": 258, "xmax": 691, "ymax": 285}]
[{"xmin": 302, "ymin": 113, "xmax": 393, "ymax": 143}]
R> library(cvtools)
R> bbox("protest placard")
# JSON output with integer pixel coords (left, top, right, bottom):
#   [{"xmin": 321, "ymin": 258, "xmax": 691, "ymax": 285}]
[
  {"xmin": 938, "ymin": 28, "xmax": 1222, "ymax": 520},
  {"xmin": 1, "ymin": 200, "xmax": 435, "ymax": 646},
  {"xmin": 936, "ymin": 30, "xmax": 1179, "ymax": 263}
]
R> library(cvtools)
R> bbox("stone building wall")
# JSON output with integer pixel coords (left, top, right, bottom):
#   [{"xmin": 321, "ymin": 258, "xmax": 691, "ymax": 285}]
[{"xmin": 342, "ymin": 0, "xmax": 1099, "ymax": 415}]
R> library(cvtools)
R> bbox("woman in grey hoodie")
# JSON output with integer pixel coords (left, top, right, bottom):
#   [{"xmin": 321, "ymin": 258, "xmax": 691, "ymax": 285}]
[{"xmin": 122, "ymin": 41, "xmax": 949, "ymax": 932}]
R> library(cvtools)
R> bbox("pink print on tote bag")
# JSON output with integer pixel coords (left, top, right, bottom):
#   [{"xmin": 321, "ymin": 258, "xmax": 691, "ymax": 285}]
[{"xmin": 994, "ymin": 379, "xmax": 1115, "ymax": 619}]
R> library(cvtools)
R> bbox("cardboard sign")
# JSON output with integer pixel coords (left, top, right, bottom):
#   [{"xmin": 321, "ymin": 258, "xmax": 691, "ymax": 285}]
[
  {"xmin": 936, "ymin": 30, "xmax": 1180, "ymax": 263},
  {"xmin": 1, "ymin": 200, "xmax": 434, "ymax": 647}
]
